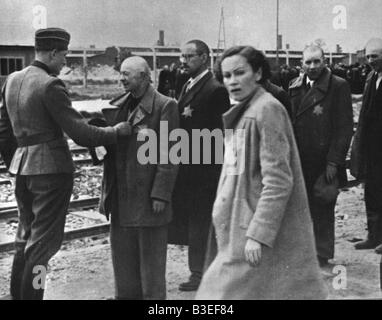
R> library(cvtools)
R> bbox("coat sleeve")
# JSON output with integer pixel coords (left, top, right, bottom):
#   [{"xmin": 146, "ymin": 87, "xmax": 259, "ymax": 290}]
[
  {"xmin": 246, "ymin": 103, "xmax": 294, "ymax": 248},
  {"xmin": 327, "ymin": 80, "xmax": 354, "ymax": 166},
  {"xmin": 0, "ymin": 81, "xmax": 17, "ymax": 168},
  {"xmin": 150, "ymin": 99, "xmax": 179, "ymax": 202},
  {"xmin": 43, "ymin": 78, "xmax": 118, "ymax": 147}
]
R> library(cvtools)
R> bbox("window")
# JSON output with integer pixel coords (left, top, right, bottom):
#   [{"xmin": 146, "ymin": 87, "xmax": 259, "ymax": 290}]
[{"xmin": 0, "ymin": 57, "xmax": 24, "ymax": 76}]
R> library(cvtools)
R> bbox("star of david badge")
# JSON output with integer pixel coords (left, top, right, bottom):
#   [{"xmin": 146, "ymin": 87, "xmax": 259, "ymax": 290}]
[
  {"xmin": 182, "ymin": 105, "xmax": 193, "ymax": 118},
  {"xmin": 313, "ymin": 105, "xmax": 323, "ymax": 116}
]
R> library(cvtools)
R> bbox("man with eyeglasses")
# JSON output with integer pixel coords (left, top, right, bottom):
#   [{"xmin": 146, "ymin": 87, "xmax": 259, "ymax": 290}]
[
  {"xmin": 351, "ymin": 38, "xmax": 382, "ymax": 254},
  {"xmin": 169, "ymin": 39, "xmax": 230, "ymax": 291}
]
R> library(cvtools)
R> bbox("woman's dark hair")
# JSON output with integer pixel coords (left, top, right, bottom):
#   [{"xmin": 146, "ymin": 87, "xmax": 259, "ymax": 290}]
[{"xmin": 214, "ymin": 46, "xmax": 271, "ymax": 85}]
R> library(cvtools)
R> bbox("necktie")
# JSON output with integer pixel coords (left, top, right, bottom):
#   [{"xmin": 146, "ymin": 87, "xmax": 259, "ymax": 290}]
[{"xmin": 306, "ymin": 82, "xmax": 311, "ymax": 90}]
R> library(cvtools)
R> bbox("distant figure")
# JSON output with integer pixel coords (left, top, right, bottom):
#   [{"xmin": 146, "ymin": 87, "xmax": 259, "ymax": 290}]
[
  {"xmin": 157, "ymin": 65, "xmax": 171, "ymax": 96},
  {"xmin": 168, "ymin": 62, "xmax": 177, "ymax": 97},
  {"xmin": 288, "ymin": 45, "xmax": 353, "ymax": 267},
  {"xmin": 174, "ymin": 61, "xmax": 190, "ymax": 99},
  {"xmin": 351, "ymin": 38, "xmax": 382, "ymax": 254}
]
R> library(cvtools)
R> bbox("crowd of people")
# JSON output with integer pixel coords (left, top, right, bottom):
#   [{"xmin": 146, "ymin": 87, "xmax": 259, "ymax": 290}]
[
  {"xmin": 0, "ymin": 27, "xmax": 382, "ymax": 300},
  {"xmin": 268, "ymin": 62, "xmax": 372, "ymax": 96}
]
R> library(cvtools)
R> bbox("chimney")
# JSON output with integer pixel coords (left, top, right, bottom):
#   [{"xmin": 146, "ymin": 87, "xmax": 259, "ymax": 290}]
[{"xmin": 157, "ymin": 30, "xmax": 164, "ymax": 46}]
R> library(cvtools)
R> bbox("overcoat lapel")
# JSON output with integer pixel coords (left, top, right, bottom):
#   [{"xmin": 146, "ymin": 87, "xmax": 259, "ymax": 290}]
[
  {"xmin": 295, "ymin": 68, "xmax": 332, "ymax": 117},
  {"xmin": 101, "ymin": 85, "xmax": 155, "ymax": 126},
  {"xmin": 360, "ymin": 71, "xmax": 377, "ymax": 120},
  {"xmin": 222, "ymin": 87, "xmax": 263, "ymax": 129},
  {"xmin": 178, "ymin": 72, "xmax": 212, "ymax": 109},
  {"xmin": 102, "ymin": 92, "xmax": 129, "ymax": 125},
  {"xmin": 131, "ymin": 85, "xmax": 154, "ymax": 126}
]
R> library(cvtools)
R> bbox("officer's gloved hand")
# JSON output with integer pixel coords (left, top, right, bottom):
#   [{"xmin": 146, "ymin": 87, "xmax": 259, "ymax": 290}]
[{"xmin": 113, "ymin": 122, "xmax": 132, "ymax": 136}]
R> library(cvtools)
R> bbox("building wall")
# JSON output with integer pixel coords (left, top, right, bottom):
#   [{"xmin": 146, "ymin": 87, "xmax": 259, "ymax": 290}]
[{"xmin": 0, "ymin": 46, "xmax": 35, "ymax": 86}]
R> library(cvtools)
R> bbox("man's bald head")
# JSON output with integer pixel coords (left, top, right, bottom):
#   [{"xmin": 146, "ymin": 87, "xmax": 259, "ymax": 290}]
[
  {"xmin": 366, "ymin": 38, "xmax": 382, "ymax": 53},
  {"xmin": 121, "ymin": 56, "xmax": 151, "ymax": 78},
  {"xmin": 303, "ymin": 45, "xmax": 325, "ymax": 60},
  {"xmin": 365, "ymin": 38, "xmax": 382, "ymax": 73},
  {"xmin": 302, "ymin": 45, "xmax": 326, "ymax": 80},
  {"xmin": 120, "ymin": 56, "xmax": 151, "ymax": 96}
]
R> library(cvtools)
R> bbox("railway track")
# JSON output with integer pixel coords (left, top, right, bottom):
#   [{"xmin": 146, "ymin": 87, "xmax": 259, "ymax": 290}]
[
  {"xmin": 0, "ymin": 222, "xmax": 110, "ymax": 253},
  {"xmin": 0, "ymin": 196, "xmax": 100, "ymax": 221},
  {"xmin": 0, "ymin": 143, "xmax": 102, "ymax": 252},
  {"xmin": 0, "ymin": 155, "xmax": 94, "ymax": 174},
  {"xmin": 0, "ymin": 196, "xmax": 105, "ymax": 253}
]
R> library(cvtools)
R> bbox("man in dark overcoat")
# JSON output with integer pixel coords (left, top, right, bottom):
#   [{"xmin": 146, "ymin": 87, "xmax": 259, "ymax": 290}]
[
  {"xmin": 288, "ymin": 45, "xmax": 353, "ymax": 267},
  {"xmin": 350, "ymin": 38, "xmax": 382, "ymax": 253},
  {"xmin": 0, "ymin": 28, "xmax": 131, "ymax": 300},
  {"xmin": 91, "ymin": 56, "xmax": 179, "ymax": 299},
  {"xmin": 169, "ymin": 39, "xmax": 230, "ymax": 291}
]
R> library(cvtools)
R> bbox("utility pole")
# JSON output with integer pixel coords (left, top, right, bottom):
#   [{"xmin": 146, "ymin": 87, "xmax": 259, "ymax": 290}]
[
  {"xmin": 276, "ymin": 0, "xmax": 280, "ymax": 66},
  {"xmin": 215, "ymin": 6, "xmax": 226, "ymax": 68}
]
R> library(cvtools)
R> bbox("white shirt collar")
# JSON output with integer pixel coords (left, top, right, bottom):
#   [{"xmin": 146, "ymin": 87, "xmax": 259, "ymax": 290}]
[
  {"xmin": 306, "ymin": 76, "xmax": 315, "ymax": 87},
  {"xmin": 376, "ymin": 72, "xmax": 382, "ymax": 90},
  {"xmin": 188, "ymin": 69, "xmax": 209, "ymax": 90}
]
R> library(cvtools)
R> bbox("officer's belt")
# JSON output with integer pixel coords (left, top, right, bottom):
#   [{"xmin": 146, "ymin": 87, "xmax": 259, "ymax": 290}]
[{"xmin": 16, "ymin": 132, "xmax": 63, "ymax": 147}]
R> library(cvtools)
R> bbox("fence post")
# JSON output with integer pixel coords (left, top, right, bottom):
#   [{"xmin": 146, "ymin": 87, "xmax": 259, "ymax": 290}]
[{"xmin": 83, "ymin": 49, "xmax": 88, "ymax": 88}]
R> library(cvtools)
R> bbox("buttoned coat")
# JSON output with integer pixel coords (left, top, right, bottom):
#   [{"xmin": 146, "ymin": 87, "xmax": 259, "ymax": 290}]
[
  {"xmin": 169, "ymin": 71, "xmax": 230, "ymax": 244},
  {"xmin": 0, "ymin": 63, "xmax": 118, "ymax": 175},
  {"xmin": 98, "ymin": 85, "xmax": 179, "ymax": 226},
  {"xmin": 195, "ymin": 87, "xmax": 327, "ymax": 300},
  {"xmin": 288, "ymin": 68, "xmax": 353, "ymax": 189},
  {"xmin": 350, "ymin": 71, "xmax": 379, "ymax": 180}
]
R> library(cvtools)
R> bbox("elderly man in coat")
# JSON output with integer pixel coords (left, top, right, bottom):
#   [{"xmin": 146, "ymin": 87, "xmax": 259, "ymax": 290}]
[
  {"xmin": 88, "ymin": 56, "xmax": 179, "ymax": 300},
  {"xmin": 288, "ymin": 45, "xmax": 354, "ymax": 267},
  {"xmin": 351, "ymin": 38, "xmax": 382, "ymax": 253}
]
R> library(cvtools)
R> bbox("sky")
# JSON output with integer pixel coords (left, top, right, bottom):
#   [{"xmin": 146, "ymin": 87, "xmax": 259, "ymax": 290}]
[{"xmin": 0, "ymin": 0, "xmax": 381, "ymax": 52}]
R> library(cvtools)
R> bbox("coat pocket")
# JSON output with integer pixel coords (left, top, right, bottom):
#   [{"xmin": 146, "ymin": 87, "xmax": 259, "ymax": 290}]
[{"xmin": 237, "ymin": 198, "xmax": 254, "ymax": 229}]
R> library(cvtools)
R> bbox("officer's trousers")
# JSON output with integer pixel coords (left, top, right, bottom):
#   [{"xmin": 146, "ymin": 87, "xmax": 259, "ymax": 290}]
[{"xmin": 10, "ymin": 173, "xmax": 73, "ymax": 300}]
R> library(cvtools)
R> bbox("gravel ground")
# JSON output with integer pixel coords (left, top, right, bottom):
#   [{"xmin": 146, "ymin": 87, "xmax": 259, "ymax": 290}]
[{"xmin": 0, "ymin": 184, "xmax": 381, "ymax": 300}]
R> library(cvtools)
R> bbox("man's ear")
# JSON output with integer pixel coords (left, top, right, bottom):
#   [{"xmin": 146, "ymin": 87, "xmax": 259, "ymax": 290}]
[
  {"xmin": 50, "ymin": 49, "xmax": 58, "ymax": 60},
  {"xmin": 201, "ymin": 53, "xmax": 208, "ymax": 65}
]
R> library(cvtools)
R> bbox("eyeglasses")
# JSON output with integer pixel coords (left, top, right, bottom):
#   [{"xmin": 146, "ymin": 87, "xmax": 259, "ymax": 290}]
[{"xmin": 180, "ymin": 53, "xmax": 202, "ymax": 61}]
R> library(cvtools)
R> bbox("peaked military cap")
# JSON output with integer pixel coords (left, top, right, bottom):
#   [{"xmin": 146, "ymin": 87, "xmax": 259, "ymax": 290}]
[{"xmin": 35, "ymin": 28, "xmax": 70, "ymax": 51}]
